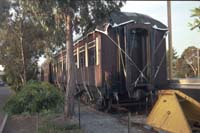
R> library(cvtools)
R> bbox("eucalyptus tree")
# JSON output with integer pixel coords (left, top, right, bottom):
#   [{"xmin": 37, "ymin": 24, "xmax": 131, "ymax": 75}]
[
  {"xmin": 189, "ymin": 6, "xmax": 200, "ymax": 31},
  {"xmin": 20, "ymin": 0, "xmax": 125, "ymax": 118},
  {"xmin": 176, "ymin": 46, "xmax": 199, "ymax": 78},
  {"xmin": 0, "ymin": 0, "xmax": 48, "ymax": 89}
]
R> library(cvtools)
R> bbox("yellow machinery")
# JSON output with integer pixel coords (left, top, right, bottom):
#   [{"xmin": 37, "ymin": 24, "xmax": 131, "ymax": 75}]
[{"xmin": 146, "ymin": 90, "xmax": 200, "ymax": 133}]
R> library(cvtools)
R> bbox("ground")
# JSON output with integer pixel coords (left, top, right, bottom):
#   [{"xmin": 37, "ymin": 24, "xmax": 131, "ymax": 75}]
[
  {"xmin": 3, "ymin": 104, "xmax": 152, "ymax": 133},
  {"xmin": 78, "ymin": 104, "xmax": 150, "ymax": 133},
  {"xmin": 1, "ymin": 87, "xmax": 153, "ymax": 133}
]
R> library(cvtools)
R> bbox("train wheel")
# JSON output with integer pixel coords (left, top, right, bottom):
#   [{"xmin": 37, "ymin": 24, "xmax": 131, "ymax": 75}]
[
  {"xmin": 104, "ymin": 98, "xmax": 112, "ymax": 113},
  {"xmin": 96, "ymin": 97, "xmax": 105, "ymax": 111},
  {"xmin": 81, "ymin": 92, "xmax": 90, "ymax": 105},
  {"xmin": 96, "ymin": 97, "xmax": 113, "ymax": 112}
]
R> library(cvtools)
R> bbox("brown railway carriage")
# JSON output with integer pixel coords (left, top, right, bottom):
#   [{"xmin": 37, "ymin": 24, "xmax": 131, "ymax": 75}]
[{"xmin": 42, "ymin": 12, "xmax": 168, "ymax": 109}]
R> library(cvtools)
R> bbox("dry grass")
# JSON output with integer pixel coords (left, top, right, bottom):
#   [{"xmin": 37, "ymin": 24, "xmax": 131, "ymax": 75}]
[{"xmin": 38, "ymin": 113, "xmax": 84, "ymax": 133}]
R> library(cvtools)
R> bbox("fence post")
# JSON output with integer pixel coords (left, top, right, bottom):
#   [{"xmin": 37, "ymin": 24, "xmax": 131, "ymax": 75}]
[
  {"xmin": 36, "ymin": 113, "xmax": 39, "ymax": 133},
  {"xmin": 128, "ymin": 112, "xmax": 131, "ymax": 133},
  {"xmin": 78, "ymin": 96, "xmax": 81, "ymax": 128}
]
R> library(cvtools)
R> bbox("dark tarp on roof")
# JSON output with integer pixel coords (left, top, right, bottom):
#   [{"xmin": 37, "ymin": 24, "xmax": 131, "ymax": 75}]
[
  {"xmin": 76, "ymin": 11, "xmax": 167, "ymax": 42},
  {"xmin": 96, "ymin": 12, "xmax": 167, "ymax": 32},
  {"xmin": 109, "ymin": 12, "xmax": 167, "ymax": 28}
]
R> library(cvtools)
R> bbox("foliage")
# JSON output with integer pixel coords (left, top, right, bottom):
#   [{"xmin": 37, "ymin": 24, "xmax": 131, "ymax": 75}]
[
  {"xmin": 0, "ymin": 0, "xmax": 50, "ymax": 88},
  {"xmin": 176, "ymin": 46, "xmax": 199, "ymax": 78},
  {"xmin": 0, "ymin": 0, "xmax": 125, "ymax": 118},
  {"xmin": 20, "ymin": 0, "xmax": 125, "ymax": 35},
  {"xmin": 189, "ymin": 6, "xmax": 200, "ymax": 31},
  {"xmin": 4, "ymin": 81, "xmax": 64, "ymax": 114}
]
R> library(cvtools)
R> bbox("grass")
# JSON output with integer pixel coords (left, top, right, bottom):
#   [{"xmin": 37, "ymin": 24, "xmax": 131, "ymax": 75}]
[
  {"xmin": 38, "ymin": 113, "xmax": 84, "ymax": 133},
  {"xmin": 38, "ymin": 122, "xmax": 83, "ymax": 133}
]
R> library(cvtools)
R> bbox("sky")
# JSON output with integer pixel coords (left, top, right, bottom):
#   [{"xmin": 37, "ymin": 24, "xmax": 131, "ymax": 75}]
[
  {"xmin": 0, "ymin": 1, "xmax": 200, "ymax": 70},
  {"xmin": 121, "ymin": 1, "xmax": 200, "ymax": 56},
  {"xmin": 0, "ymin": 66, "xmax": 3, "ymax": 71}
]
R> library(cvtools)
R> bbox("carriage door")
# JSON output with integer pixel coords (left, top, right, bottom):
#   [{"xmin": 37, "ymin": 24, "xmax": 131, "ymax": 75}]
[{"xmin": 125, "ymin": 28, "xmax": 150, "ymax": 97}]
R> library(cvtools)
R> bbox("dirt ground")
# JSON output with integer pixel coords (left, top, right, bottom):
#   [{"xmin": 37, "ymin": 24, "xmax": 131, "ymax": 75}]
[
  {"xmin": 3, "ymin": 101, "xmax": 153, "ymax": 133},
  {"xmin": 3, "ymin": 115, "xmax": 37, "ymax": 133},
  {"xmin": 3, "ymin": 114, "xmax": 80, "ymax": 133},
  {"xmin": 75, "ymin": 104, "xmax": 152, "ymax": 133}
]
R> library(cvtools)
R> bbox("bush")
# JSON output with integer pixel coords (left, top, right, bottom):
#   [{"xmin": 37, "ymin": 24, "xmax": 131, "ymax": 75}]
[{"xmin": 4, "ymin": 80, "xmax": 64, "ymax": 114}]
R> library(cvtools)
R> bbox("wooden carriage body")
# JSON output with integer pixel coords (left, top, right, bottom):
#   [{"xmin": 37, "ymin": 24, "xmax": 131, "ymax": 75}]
[{"xmin": 42, "ymin": 12, "xmax": 168, "ymax": 102}]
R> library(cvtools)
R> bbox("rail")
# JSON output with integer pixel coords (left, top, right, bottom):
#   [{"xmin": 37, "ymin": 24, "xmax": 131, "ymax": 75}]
[{"xmin": 168, "ymin": 78, "xmax": 200, "ymax": 90}]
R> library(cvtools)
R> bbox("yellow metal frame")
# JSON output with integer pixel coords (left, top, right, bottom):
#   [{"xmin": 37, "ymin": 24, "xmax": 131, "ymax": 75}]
[{"xmin": 146, "ymin": 90, "xmax": 200, "ymax": 133}]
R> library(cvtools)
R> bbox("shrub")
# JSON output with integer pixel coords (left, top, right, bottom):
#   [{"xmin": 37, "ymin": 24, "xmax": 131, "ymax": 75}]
[{"xmin": 4, "ymin": 80, "xmax": 64, "ymax": 114}]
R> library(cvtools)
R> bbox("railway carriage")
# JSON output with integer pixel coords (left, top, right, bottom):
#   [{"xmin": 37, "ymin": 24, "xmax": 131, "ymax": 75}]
[{"xmin": 41, "ymin": 12, "xmax": 168, "ymax": 110}]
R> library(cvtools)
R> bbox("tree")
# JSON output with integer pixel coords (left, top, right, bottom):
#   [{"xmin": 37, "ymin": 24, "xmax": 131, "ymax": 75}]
[
  {"xmin": 0, "ymin": 0, "xmax": 48, "ymax": 89},
  {"xmin": 189, "ymin": 6, "xmax": 200, "ymax": 31},
  {"xmin": 20, "ymin": 0, "xmax": 125, "ymax": 119},
  {"xmin": 166, "ymin": 47, "xmax": 178, "ymax": 78},
  {"xmin": 176, "ymin": 46, "xmax": 199, "ymax": 78}
]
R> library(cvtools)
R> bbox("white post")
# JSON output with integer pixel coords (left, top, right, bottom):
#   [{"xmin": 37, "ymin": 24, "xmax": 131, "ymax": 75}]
[
  {"xmin": 96, "ymin": 36, "xmax": 99, "ymax": 65},
  {"xmin": 85, "ymin": 43, "xmax": 88, "ymax": 67},
  {"xmin": 77, "ymin": 47, "xmax": 80, "ymax": 68}
]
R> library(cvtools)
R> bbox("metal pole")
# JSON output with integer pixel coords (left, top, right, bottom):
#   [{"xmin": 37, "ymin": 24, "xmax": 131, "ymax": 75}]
[
  {"xmin": 128, "ymin": 112, "xmax": 131, "ymax": 133},
  {"xmin": 78, "ymin": 97, "xmax": 81, "ymax": 128},
  {"xmin": 167, "ymin": 1, "xmax": 173, "ymax": 79},
  {"xmin": 36, "ymin": 113, "xmax": 39, "ymax": 133},
  {"xmin": 145, "ymin": 97, "xmax": 148, "ymax": 116}
]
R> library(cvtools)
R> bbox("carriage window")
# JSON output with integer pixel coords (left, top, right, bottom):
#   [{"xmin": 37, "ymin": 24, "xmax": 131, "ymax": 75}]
[
  {"xmin": 88, "ymin": 47, "xmax": 96, "ymax": 66},
  {"xmin": 79, "ymin": 52, "xmax": 85, "ymax": 67}
]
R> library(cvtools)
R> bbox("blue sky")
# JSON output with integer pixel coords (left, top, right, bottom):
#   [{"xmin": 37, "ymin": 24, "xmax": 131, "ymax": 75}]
[{"xmin": 121, "ymin": 1, "xmax": 200, "ymax": 57}]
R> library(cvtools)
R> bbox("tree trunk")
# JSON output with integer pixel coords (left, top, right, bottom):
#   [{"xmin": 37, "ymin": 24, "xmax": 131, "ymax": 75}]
[
  {"xmin": 20, "ymin": 19, "xmax": 27, "ymax": 85},
  {"xmin": 188, "ymin": 63, "xmax": 197, "ymax": 77},
  {"xmin": 64, "ymin": 10, "xmax": 75, "ymax": 119}
]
